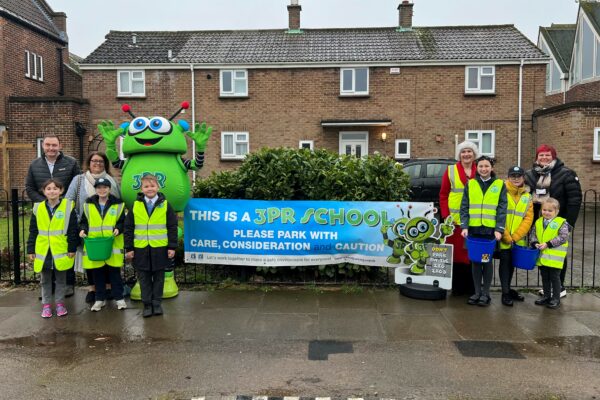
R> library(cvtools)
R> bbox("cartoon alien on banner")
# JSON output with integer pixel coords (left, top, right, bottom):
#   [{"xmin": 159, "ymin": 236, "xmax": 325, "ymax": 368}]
[{"xmin": 98, "ymin": 102, "xmax": 212, "ymax": 299}]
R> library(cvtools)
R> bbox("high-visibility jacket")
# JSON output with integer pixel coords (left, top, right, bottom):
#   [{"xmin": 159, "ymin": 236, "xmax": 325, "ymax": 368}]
[
  {"xmin": 500, "ymin": 192, "xmax": 532, "ymax": 249},
  {"xmin": 132, "ymin": 199, "xmax": 168, "ymax": 248},
  {"xmin": 535, "ymin": 217, "xmax": 568, "ymax": 269},
  {"xmin": 82, "ymin": 202, "xmax": 125, "ymax": 269},
  {"xmin": 32, "ymin": 199, "xmax": 75, "ymax": 273},
  {"xmin": 467, "ymin": 179, "xmax": 503, "ymax": 228},
  {"xmin": 447, "ymin": 165, "xmax": 465, "ymax": 224}
]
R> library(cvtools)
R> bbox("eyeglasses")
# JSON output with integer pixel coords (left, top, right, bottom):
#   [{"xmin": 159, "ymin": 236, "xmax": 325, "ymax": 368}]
[{"xmin": 90, "ymin": 160, "xmax": 105, "ymax": 164}]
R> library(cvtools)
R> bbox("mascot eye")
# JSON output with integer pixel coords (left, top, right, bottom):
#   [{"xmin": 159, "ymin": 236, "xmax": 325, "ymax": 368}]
[
  {"xmin": 129, "ymin": 117, "xmax": 149, "ymax": 135},
  {"xmin": 149, "ymin": 117, "xmax": 172, "ymax": 134},
  {"xmin": 417, "ymin": 221, "xmax": 429, "ymax": 233},
  {"xmin": 408, "ymin": 227, "xmax": 419, "ymax": 238}
]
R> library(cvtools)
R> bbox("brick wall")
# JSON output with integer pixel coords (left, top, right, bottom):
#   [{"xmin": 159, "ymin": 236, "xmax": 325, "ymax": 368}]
[
  {"xmin": 82, "ymin": 63, "xmax": 546, "ymax": 182},
  {"xmin": 63, "ymin": 65, "xmax": 82, "ymax": 97},
  {"xmin": 544, "ymin": 79, "xmax": 600, "ymax": 108}
]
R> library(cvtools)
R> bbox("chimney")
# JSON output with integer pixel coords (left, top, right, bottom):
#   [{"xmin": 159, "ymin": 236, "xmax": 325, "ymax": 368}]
[
  {"xmin": 398, "ymin": 1, "xmax": 414, "ymax": 30},
  {"xmin": 287, "ymin": 0, "xmax": 302, "ymax": 32},
  {"xmin": 51, "ymin": 11, "xmax": 68, "ymax": 63}
]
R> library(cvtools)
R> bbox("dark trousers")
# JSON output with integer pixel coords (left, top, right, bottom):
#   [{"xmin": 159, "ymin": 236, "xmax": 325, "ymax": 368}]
[
  {"xmin": 540, "ymin": 266, "xmax": 561, "ymax": 301},
  {"xmin": 560, "ymin": 260, "xmax": 567, "ymax": 288},
  {"xmin": 137, "ymin": 269, "xmax": 164, "ymax": 307},
  {"xmin": 498, "ymin": 249, "xmax": 515, "ymax": 294},
  {"xmin": 471, "ymin": 261, "xmax": 494, "ymax": 297},
  {"xmin": 452, "ymin": 262, "xmax": 475, "ymax": 295},
  {"xmin": 93, "ymin": 266, "xmax": 124, "ymax": 301}
]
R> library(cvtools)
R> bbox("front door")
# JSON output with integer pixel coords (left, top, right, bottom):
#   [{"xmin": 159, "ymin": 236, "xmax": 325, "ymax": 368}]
[{"xmin": 339, "ymin": 131, "xmax": 368, "ymax": 158}]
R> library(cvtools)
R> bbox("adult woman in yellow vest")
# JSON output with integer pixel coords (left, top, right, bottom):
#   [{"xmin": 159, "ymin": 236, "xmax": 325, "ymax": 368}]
[
  {"xmin": 27, "ymin": 179, "xmax": 79, "ymax": 318},
  {"xmin": 529, "ymin": 197, "xmax": 570, "ymax": 309},
  {"xmin": 498, "ymin": 166, "xmax": 534, "ymax": 307},
  {"xmin": 439, "ymin": 141, "xmax": 479, "ymax": 296},
  {"xmin": 78, "ymin": 178, "xmax": 126, "ymax": 312},
  {"xmin": 459, "ymin": 156, "xmax": 507, "ymax": 306}
]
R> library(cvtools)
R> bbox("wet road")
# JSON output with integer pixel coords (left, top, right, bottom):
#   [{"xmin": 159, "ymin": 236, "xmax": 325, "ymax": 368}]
[{"xmin": 1, "ymin": 288, "xmax": 600, "ymax": 399}]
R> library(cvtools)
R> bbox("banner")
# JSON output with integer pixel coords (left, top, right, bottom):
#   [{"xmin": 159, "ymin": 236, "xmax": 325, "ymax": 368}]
[{"xmin": 184, "ymin": 199, "xmax": 454, "ymax": 288}]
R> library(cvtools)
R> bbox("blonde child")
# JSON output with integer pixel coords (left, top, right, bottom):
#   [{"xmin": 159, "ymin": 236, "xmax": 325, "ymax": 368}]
[
  {"xmin": 530, "ymin": 197, "xmax": 570, "ymax": 309},
  {"xmin": 27, "ymin": 179, "xmax": 79, "ymax": 318}
]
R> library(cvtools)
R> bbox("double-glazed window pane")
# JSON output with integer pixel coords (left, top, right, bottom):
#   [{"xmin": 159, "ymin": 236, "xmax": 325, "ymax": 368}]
[
  {"xmin": 355, "ymin": 68, "xmax": 368, "ymax": 92},
  {"xmin": 582, "ymin": 21, "xmax": 594, "ymax": 79},
  {"xmin": 481, "ymin": 75, "xmax": 493, "ymax": 90},
  {"xmin": 551, "ymin": 61, "xmax": 561, "ymax": 91},
  {"xmin": 467, "ymin": 67, "xmax": 478, "ymax": 89},
  {"xmin": 397, "ymin": 142, "xmax": 408, "ymax": 155},
  {"xmin": 131, "ymin": 80, "xmax": 144, "ymax": 94},
  {"xmin": 222, "ymin": 71, "xmax": 232, "ymax": 92},
  {"xmin": 119, "ymin": 72, "xmax": 130, "ymax": 93},
  {"xmin": 223, "ymin": 135, "xmax": 233, "ymax": 154},
  {"xmin": 342, "ymin": 70, "xmax": 353, "ymax": 91},
  {"xmin": 481, "ymin": 133, "xmax": 492, "ymax": 154}
]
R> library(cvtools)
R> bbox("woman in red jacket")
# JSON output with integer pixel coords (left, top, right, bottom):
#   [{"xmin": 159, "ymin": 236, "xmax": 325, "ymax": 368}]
[{"xmin": 439, "ymin": 141, "xmax": 479, "ymax": 296}]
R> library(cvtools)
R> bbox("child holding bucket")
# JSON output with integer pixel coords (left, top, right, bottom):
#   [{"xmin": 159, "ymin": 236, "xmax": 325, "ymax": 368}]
[
  {"xmin": 27, "ymin": 179, "xmax": 79, "ymax": 318},
  {"xmin": 460, "ymin": 156, "xmax": 507, "ymax": 306},
  {"xmin": 79, "ymin": 178, "xmax": 126, "ymax": 311},
  {"xmin": 124, "ymin": 174, "xmax": 178, "ymax": 318},
  {"xmin": 529, "ymin": 197, "xmax": 571, "ymax": 309},
  {"xmin": 498, "ymin": 166, "xmax": 534, "ymax": 306}
]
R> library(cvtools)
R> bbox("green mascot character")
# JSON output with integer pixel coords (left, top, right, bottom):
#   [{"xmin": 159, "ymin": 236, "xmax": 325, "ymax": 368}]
[{"xmin": 98, "ymin": 102, "xmax": 212, "ymax": 300}]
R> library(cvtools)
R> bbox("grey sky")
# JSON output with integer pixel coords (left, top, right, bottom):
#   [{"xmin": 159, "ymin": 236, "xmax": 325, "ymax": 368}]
[{"xmin": 48, "ymin": 0, "xmax": 581, "ymax": 58}]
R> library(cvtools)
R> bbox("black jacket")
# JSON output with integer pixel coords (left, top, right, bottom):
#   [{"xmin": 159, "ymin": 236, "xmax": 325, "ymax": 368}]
[
  {"xmin": 25, "ymin": 152, "xmax": 81, "ymax": 202},
  {"xmin": 79, "ymin": 194, "xmax": 125, "ymax": 236},
  {"xmin": 124, "ymin": 192, "xmax": 178, "ymax": 271},
  {"xmin": 27, "ymin": 199, "xmax": 79, "ymax": 270},
  {"xmin": 525, "ymin": 158, "xmax": 582, "ymax": 227},
  {"xmin": 459, "ymin": 174, "xmax": 508, "ymax": 238}
]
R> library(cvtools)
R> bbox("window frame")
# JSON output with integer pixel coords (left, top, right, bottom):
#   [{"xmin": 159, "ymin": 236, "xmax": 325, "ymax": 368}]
[
  {"xmin": 36, "ymin": 137, "xmax": 44, "ymax": 158},
  {"xmin": 37, "ymin": 55, "xmax": 43, "ymax": 82},
  {"xmin": 539, "ymin": 36, "xmax": 563, "ymax": 94},
  {"xmin": 117, "ymin": 70, "xmax": 146, "ymax": 97},
  {"xmin": 465, "ymin": 130, "xmax": 495, "ymax": 157},
  {"xmin": 464, "ymin": 66, "xmax": 496, "ymax": 94},
  {"xmin": 299, "ymin": 140, "xmax": 314, "ymax": 150},
  {"xmin": 220, "ymin": 69, "xmax": 248, "ymax": 97},
  {"xmin": 25, "ymin": 51, "xmax": 30, "ymax": 78},
  {"xmin": 594, "ymin": 127, "xmax": 600, "ymax": 161},
  {"xmin": 221, "ymin": 131, "xmax": 249, "ymax": 160},
  {"xmin": 394, "ymin": 139, "xmax": 411, "ymax": 159},
  {"xmin": 570, "ymin": 13, "xmax": 600, "ymax": 86},
  {"xmin": 339, "ymin": 67, "xmax": 369, "ymax": 96}
]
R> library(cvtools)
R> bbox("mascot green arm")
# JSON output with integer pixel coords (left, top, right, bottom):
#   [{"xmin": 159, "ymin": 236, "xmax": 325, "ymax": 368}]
[
  {"xmin": 98, "ymin": 120, "xmax": 124, "ymax": 162},
  {"xmin": 185, "ymin": 121, "xmax": 213, "ymax": 170}
]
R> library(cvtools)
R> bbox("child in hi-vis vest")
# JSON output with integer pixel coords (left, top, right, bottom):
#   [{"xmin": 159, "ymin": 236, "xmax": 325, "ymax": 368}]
[
  {"xmin": 79, "ymin": 178, "xmax": 126, "ymax": 312},
  {"xmin": 529, "ymin": 197, "xmax": 570, "ymax": 309},
  {"xmin": 124, "ymin": 174, "xmax": 178, "ymax": 318},
  {"xmin": 27, "ymin": 179, "xmax": 78, "ymax": 318}
]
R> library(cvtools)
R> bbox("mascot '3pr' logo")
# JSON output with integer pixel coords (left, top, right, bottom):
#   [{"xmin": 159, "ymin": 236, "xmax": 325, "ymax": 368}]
[{"xmin": 132, "ymin": 172, "xmax": 167, "ymax": 190}]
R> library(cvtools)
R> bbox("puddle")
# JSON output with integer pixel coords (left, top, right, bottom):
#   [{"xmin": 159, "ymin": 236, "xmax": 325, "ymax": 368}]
[{"xmin": 535, "ymin": 335, "xmax": 600, "ymax": 359}]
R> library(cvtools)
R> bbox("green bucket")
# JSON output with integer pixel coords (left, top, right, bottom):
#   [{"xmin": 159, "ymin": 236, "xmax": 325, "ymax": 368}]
[{"xmin": 84, "ymin": 236, "xmax": 114, "ymax": 261}]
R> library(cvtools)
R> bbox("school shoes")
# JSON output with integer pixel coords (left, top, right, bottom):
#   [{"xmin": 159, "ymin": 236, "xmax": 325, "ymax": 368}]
[
  {"xmin": 142, "ymin": 305, "xmax": 153, "ymax": 318},
  {"xmin": 535, "ymin": 297, "xmax": 551, "ymax": 306},
  {"xmin": 85, "ymin": 291, "xmax": 96, "ymax": 304},
  {"xmin": 153, "ymin": 304, "xmax": 163, "ymax": 316},
  {"xmin": 467, "ymin": 295, "xmax": 480, "ymax": 305},
  {"xmin": 509, "ymin": 289, "xmax": 525, "ymax": 302},
  {"xmin": 477, "ymin": 295, "xmax": 491, "ymax": 307},
  {"xmin": 64, "ymin": 286, "xmax": 75, "ymax": 298},
  {"xmin": 547, "ymin": 299, "xmax": 560, "ymax": 309},
  {"xmin": 501, "ymin": 293, "xmax": 513, "ymax": 307},
  {"xmin": 560, "ymin": 288, "xmax": 567, "ymax": 298},
  {"xmin": 91, "ymin": 300, "xmax": 105, "ymax": 312}
]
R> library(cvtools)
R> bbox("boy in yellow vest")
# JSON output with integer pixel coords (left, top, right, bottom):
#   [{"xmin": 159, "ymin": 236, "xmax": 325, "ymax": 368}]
[
  {"xmin": 124, "ymin": 175, "xmax": 178, "ymax": 318},
  {"xmin": 27, "ymin": 179, "xmax": 78, "ymax": 318},
  {"xmin": 529, "ymin": 197, "xmax": 570, "ymax": 309},
  {"xmin": 78, "ymin": 178, "xmax": 126, "ymax": 311}
]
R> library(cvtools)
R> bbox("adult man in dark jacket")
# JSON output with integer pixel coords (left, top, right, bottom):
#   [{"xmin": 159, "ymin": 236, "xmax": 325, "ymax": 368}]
[
  {"xmin": 25, "ymin": 134, "xmax": 81, "ymax": 296},
  {"xmin": 525, "ymin": 144, "xmax": 582, "ymax": 297}
]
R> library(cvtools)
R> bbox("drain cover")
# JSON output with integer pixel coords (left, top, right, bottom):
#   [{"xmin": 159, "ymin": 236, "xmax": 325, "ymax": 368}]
[{"xmin": 455, "ymin": 340, "xmax": 525, "ymax": 359}]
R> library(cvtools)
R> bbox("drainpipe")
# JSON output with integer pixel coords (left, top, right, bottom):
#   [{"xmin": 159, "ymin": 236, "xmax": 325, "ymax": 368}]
[
  {"xmin": 517, "ymin": 58, "xmax": 524, "ymax": 167},
  {"xmin": 454, "ymin": 134, "xmax": 459, "ymax": 159},
  {"xmin": 190, "ymin": 63, "xmax": 196, "ymax": 184}
]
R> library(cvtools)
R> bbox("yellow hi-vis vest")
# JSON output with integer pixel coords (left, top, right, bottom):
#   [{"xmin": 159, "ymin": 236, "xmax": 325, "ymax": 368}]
[
  {"xmin": 82, "ymin": 202, "xmax": 125, "ymax": 269},
  {"xmin": 447, "ymin": 165, "xmax": 465, "ymax": 225},
  {"xmin": 467, "ymin": 179, "xmax": 503, "ymax": 228},
  {"xmin": 132, "ymin": 199, "xmax": 168, "ymax": 248},
  {"xmin": 535, "ymin": 217, "xmax": 569, "ymax": 269},
  {"xmin": 499, "ymin": 191, "xmax": 532, "ymax": 249},
  {"xmin": 32, "ymin": 199, "xmax": 75, "ymax": 273}
]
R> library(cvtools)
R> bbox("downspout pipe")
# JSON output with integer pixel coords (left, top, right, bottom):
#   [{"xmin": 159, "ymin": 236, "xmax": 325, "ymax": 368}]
[
  {"xmin": 190, "ymin": 64, "xmax": 196, "ymax": 184},
  {"xmin": 518, "ymin": 58, "xmax": 524, "ymax": 167}
]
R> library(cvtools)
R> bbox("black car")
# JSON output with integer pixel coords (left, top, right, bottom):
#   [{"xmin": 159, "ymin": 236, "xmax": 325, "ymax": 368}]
[{"xmin": 401, "ymin": 159, "xmax": 456, "ymax": 204}]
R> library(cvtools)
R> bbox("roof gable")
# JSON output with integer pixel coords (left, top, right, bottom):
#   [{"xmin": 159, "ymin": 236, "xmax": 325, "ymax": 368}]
[
  {"xmin": 581, "ymin": 1, "xmax": 600, "ymax": 35},
  {"xmin": 539, "ymin": 24, "xmax": 576, "ymax": 73},
  {"xmin": 0, "ymin": 0, "xmax": 65, "ymax": 42}
]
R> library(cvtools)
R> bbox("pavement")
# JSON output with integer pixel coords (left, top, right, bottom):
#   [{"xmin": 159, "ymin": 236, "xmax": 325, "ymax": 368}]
[{"xmin": 0, "ymin": 287, "xmax": 600, "ymax": 400}]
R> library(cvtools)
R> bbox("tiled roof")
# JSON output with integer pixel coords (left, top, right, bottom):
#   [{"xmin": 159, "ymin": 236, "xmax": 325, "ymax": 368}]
[
  {"xmin": 539, "ymin": 24, "xmax": 575, "ymax": 73},
  {"xmin": 581, "ymin": 1, "xmax": 600, "ymax": 35},
  {"xmin": 82, "ymin": 25, "xmax": 547, "ymax": 65},
  {"xmin": 0, "ymin": 0, "xmax": 64, "ymax": 41}
]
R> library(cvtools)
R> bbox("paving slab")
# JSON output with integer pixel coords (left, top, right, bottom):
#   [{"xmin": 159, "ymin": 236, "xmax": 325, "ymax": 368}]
[
  {"xmin": 373, "ymin": 289, "xmax": 442, "ymax": 315},
  {"xmin": 317, "ymin": 291, "xmax": 376, "ymax": 309},
  {"xmin": 258, "ymin": 290, "xmax": 319, "ymax": 314},
  {"xmin": 381, "ymin": 314, "xmax": 461, "ymax": 341},
  {"xmin": 318, "ymin": 308, "xmax": 384, "ymax": 341},
  {"xmin": 440, "ymin": 305, "xmax": 531, "ymax": 341},
  {"xmin": 249, "ymin": 313, "xmax": 318, "ymax": 340}
]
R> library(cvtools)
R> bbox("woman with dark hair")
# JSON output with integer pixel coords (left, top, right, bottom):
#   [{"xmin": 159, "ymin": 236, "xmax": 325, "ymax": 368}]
[
  {"xmin": 65, "ymin": 152, "xmax": 120, "ymax": 303},
  {"xmin": 525, "ymin": 144, "xmax": 582, "ymax": 298}
]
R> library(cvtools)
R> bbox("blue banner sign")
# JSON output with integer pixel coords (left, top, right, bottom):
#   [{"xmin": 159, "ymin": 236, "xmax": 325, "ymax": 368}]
[{"xmin": 184, "ymin": 199, "xmax": 453, "ymax": 287}]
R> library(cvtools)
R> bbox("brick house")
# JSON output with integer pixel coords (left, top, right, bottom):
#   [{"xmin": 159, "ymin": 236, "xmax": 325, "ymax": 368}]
[
  {"xmin": 80, "ymin": 1, "xmax": 548, "ymax": 185},
  {"xmin": 535, "ymin": 0, "xmax": 600, "ymax": 194},
  {"xmin": 0, "ymin": 0, "xmax": 87, "ymax": 195}
]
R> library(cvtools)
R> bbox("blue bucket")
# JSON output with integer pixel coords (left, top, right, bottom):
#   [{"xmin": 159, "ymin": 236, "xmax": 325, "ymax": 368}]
[
  {"xmin": 466, "ymin": 236, "xmax": 496, "ymax": 263},
  {"xmin": 512, "ymin": 245, "xmax": 539, "ymax": 270}
]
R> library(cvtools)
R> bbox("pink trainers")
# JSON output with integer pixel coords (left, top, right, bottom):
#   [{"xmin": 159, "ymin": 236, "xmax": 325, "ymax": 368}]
[
  {"xmin": 41, "ymin": 304, "xmax": 52, "ymax": 318},
  {"xmin": 55, "ymin": 303, "xmax": 68, "ymax": 317}
]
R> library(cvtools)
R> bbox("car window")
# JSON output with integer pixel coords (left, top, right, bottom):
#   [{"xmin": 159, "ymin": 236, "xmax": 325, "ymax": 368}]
[
  {"xmin": 403, "ymin": 164, "xmax": 421, "ymax": 179},
  {"xmin": 426, "ymin": 163, "xmax": 449, "ymax": 178}
]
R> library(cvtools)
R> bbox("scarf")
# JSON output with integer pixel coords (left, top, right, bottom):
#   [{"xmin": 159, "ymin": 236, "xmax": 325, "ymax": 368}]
[
  {"xmin": 84, "ymin": 171, "xmax": 120, "ymax": 198},
  {"xmin": 532, "ymin": 159, "xmax": 556, "ymax": 204}
]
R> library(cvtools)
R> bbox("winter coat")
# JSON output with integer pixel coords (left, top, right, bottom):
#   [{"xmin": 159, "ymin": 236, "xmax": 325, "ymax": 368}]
[
  {"xmin": 78, "ymin": 194, "xmax": 125, "ymax": 235},
  {"xmin": 124, "ymin": 192, "xmax": 178, "ymax": 272},
  {"xmin": 65, "ymin": 172, "xmax": 120, "ymax": 221},
  {"xmin": 439, "ymin": 162, "xmax": 477, "ymax": 220},
  {"xmin": 524, "ymin": 158, "xmax": 582, "ymax": 227},
  {"xmin": 459, "ymin": 173, "xmax": 508, "ymax": 238},
  {"xmin": 501, "ymin": 180, "xmax": 534, "ymax": 246},
  {"xmin": 25, "ymin": 152, "xmax": 81, "ymax": 202}
]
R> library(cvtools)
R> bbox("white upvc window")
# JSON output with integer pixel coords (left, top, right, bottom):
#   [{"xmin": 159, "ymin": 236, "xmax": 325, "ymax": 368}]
[
  {"xmin": 221, "ymin": 132, "xmax": 249, "ymax": 160},
  {"xmin": 25, "ymin": 51, "xmax": 43, "ymax": 81},
  {"xmin": 571, "ymin": 13, "xmax": 600, "ymax": 85},
  {"xmin": 465, "ymin": 66, "xmax": 495, "ymax": 94},
  {"xmin": 340, "ymin": 67, "xmax": 369, "ymax": 95},
  {"xmin": 118, "ymin": 70, "xmax": 145, "ymax": 96},
  {"xmin": 25, "ymin": 51, "xmax": 30, "ymax": 77},
  {"xmin": 395, "ymin": 139, "xmax": 411, "ymax": 159},
  {"xmin": 299, "ymin": 140, "xmax": 314, "ymax": 150},
  {"xmin": 594, "ymin": 128, "xmax": 600, "ymax": 161},
  {"xmin": 539, "ymin": 37, "xmax": 563, "ymax": 93},
  {"xmin": 36, "ymin": 137, "xmax": 44, "ymax": 158},
  {"xmin": 465, "ymin": 130, "xmax": 495, "ymax": 157},
  {"xmin": 220, "ymin": 69, "xmax": 248, "ymax": 96}
]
